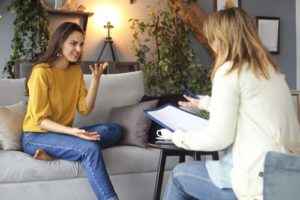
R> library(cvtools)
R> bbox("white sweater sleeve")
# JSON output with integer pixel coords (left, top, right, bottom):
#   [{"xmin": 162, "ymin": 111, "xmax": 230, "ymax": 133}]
[
  {"xmin": 197, "ymin": 95, "xmax": 211, "ymax": 111},
  {"xmin": 172, "ymin": 65, "xmax": 240, "ymax": 151}
]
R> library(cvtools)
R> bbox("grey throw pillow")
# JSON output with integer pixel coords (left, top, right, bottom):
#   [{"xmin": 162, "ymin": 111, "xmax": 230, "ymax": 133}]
[
  {"xmin": 0, "ymin": 101, "xmax": 26, "ymax": 150},
  {"xmin": 108, "ymin": 100, "xmax": 158, "ymax": 147}
]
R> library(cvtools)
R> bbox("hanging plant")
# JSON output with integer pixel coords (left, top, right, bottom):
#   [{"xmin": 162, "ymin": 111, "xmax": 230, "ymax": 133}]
[{"xmin": 3, "ymin": 0, "xmax": 49, "ymax": 78}]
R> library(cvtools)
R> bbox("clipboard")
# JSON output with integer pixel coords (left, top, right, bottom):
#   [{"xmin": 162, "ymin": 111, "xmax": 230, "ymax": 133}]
[{"xmin": 144, "ymin": 104, "xmax": 208, "ymax": 132}]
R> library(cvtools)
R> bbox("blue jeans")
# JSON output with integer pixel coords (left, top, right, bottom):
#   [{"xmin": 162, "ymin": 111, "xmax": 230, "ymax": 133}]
[
  {"xmin": 21, "ymin": 123, "xmax": 123, "ymax": 200},
  {"xmin": 163, "ymin": 161, "xmax": 237, "ymax": 200}
]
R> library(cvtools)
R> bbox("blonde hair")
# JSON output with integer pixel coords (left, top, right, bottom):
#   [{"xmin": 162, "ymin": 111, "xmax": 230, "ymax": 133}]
[{"xmin": 203, "ymin": 8, "xmax": 279, "ymax": 79}]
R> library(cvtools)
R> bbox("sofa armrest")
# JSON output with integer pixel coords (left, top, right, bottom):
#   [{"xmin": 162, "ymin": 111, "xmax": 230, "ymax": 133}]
[{"xmin": 264, "ymin": 151, "xmax": 300, "ymax": 200}]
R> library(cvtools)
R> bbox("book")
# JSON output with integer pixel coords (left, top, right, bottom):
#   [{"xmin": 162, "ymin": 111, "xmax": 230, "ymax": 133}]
[{"xmin": 144, "ymin": 104, "xmax": 209, "ymax": 133}]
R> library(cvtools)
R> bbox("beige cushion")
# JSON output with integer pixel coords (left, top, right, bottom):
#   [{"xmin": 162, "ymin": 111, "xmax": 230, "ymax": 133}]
[
  {"xmin": 0, "ymin": 102, "xmax": 26, "ymax": 150},
  {"xmin": 73, "ymin": 71, "xmax": 145, "ymax": 127},
  {"xmin": 108, "ymin": 100, "xmax": 158, "ymax": 147}
]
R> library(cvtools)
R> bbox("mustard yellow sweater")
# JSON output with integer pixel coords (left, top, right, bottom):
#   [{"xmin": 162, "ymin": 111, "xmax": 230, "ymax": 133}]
[{"xmin": 23, "ymin": 63, "xmax": 90, "ymax": 132}]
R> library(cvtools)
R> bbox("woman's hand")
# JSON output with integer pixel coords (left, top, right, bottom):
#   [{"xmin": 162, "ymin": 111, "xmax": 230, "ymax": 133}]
[
  {"xmin": 178, "ymin": 95, "xmax": 200, "ymax": 109},
  {"xmin": 71, "ymin": 128, "xmax": 101, "ymax": 141},
  {"xmin": 89, "ymin": 62, "xmax": 109, "ymax": 80}
]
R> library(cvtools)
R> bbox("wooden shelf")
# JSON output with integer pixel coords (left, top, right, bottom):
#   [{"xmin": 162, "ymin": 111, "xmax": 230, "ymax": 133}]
[
  {"xmin": 46, "ymin": 9, "xmax": 93, "ymax": 17},
  {"xmin": 46, "ymin": 9, "xmax": 93, "ymax": 31}
]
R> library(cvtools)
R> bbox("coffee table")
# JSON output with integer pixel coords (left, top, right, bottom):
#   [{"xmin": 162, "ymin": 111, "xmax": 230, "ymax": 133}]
[{"xmin": 148, "ymin": 142, "xmax": 219, "ymax": 200}]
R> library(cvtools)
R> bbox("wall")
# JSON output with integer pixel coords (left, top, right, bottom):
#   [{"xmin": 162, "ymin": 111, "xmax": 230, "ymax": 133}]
[
  {"xmin": 297, "ymin": 0, "xmax": 300, "ymax": 89},
  {"xmin": 196, "ymin": 0, "xmax": 297, "ymax": 89},
  {"xmin": 0, "ymin": 0, "xmax": 297, "ymax": 88},
  {"xmin": 0, "ymin": 0, "xmax": 166, "ymax": 73},
  {"xmin": 77, "ymin": 0, "xmax": 168, "ymax": 62},
  {"xmin": 243, "ymin": 0, "xmax": 296, "ymax": 89},
  {"xmin": 0, "ymin": 0, "xmax": 14, "ymax": 78}
]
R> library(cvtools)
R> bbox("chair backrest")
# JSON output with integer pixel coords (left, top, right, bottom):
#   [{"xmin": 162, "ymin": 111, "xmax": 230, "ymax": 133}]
[{"xmin": 264, "ymin": 151, "xmax": 300, "ymax": 200}]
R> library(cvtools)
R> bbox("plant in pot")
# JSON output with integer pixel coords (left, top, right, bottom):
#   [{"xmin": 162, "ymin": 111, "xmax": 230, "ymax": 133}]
[
  {"xmin": 3, "ymin": 0, "xmax": 49, "ymax": 78},
  {"xmin": 129, "ymin": 4, "xmax": 211, "ymax": 119}
]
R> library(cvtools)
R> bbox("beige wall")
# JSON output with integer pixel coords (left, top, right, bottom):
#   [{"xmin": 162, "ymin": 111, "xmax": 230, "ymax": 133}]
[{"xmin": 72, "ymin": 0, "xmax": 166, "ymax": 62}]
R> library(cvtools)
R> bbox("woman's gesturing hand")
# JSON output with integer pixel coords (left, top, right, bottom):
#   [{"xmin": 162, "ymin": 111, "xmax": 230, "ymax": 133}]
[
  {"xmin": 71, "ymin": 128, "xmax": 100, "ymax": 141},
  {"xmin": 178, "ymin": 95, "xmax": 200, "ymax": 109},
  {"xmin": 89, "ymin": 62, "xmax": 109, "ymax": 80}
]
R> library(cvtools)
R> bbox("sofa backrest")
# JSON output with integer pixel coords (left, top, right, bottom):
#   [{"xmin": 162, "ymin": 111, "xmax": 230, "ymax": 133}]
[
  {"xmin": 74, "ymin": 71, "xmax": 145, "ymax": 127},
  {"xmin": 0, "ymin": 71, "xmax": 144, "ymax": 127},
  {"xmin": 0, "ymin": 78, "xmax": 26, "ymax": 106}
]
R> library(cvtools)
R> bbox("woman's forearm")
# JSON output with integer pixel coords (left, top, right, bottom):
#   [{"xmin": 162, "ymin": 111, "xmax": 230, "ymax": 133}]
[
  {"xmin": 39, "ymin": 119, "xmax": 76, "ymax": 136},
  {"xmin": 86, "ymin": 78, "xmax": 100, "ymax": 111}
]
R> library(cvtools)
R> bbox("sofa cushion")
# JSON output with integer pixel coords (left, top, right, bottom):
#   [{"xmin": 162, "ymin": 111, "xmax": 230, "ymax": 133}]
[
  {"xmin": 0, "ymin": 146, "xmax": 179, "ymax": 183},
  {"xmin": 108, "ymin": 100, "xmax": 158, "ymax": 147},
  {"xmin": 0, "ymin": 102, "xmax": 26, "ymax": 150},
  {"xmin": 73, "ymin": 71, "xmax": 144, "ymax": 127}
]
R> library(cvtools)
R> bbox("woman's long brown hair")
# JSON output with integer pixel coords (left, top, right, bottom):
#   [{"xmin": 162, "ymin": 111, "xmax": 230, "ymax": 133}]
[
  {"xmin": 203, "ymin": 8, "xmax": 279, "ymax": 79},
  {"xmin": 25, "ymin": 22, "xmax": 84, "ymax": 96}
]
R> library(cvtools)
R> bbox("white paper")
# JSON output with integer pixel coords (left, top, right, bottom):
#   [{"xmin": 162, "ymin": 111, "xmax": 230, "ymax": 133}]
[{"xmin": 146, "ymin": 105, "xmax": 208, "ymax": 132}]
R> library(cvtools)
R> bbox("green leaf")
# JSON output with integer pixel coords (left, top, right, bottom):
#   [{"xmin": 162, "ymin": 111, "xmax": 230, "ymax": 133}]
[{"xmin": 3, "ymin": 0, "xmax": 49, "ymax": 78}]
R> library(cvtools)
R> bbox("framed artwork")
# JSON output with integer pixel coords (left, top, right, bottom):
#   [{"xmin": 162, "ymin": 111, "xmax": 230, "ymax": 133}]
[
  {"xmin": 291, "ymin": 90, "xmax": 300, "ymax": 120},
  {"xmin": 214, "ymin": 0, "xmax": 241, "ymax": 11},
  {"xmin": 256, "ymin": 16, "xmax": 280, "ymax": 54}
]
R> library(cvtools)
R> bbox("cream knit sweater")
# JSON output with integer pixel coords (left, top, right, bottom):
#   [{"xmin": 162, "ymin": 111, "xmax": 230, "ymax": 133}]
[{"xmin": 172, "ymin": 62, "xmax": 300, "ymax": 200}]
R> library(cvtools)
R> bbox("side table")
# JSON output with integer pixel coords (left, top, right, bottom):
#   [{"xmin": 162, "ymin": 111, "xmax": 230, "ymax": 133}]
[{"xmin": 148, "ymin": 143, "xmax": 219, "ymax": 200}]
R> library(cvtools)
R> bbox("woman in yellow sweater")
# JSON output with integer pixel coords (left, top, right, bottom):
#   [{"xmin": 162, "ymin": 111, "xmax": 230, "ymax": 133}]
[{"xmin": 22, "ymin": 22, "xmax": 122, "ymax": 200}]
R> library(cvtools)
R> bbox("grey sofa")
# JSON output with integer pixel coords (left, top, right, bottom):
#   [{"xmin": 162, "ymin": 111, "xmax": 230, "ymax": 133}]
[{"xmin": 0, "ymin": 71, "xmax": 179, "ymax": 200}]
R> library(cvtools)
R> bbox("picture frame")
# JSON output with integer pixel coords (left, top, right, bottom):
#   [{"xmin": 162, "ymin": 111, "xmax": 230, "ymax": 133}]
[
  {"xmin": 214, "ymin": 0, "xmax": 241, "ymax": 11},
  {"xmin": 256, "ymin": 16, "xmax": 280, "ymax": 54},
  {"xmin": 291, "ymin": 90, "xmax": 300, "ymax": 120}
]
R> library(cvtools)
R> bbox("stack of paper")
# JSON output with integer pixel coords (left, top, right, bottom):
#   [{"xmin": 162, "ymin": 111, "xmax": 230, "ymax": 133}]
[{"xmin": 144, "ymin": 104, "xmax": 208, "ymax": 132}]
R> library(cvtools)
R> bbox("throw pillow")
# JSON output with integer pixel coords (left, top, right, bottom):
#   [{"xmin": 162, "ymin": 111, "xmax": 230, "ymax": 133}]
[
  {"xmin": 108, "ymin": 100, "xmax": 158, "ymax": 147},
  {"xmin": 0, "ymin": 101, "xmax": 26, "ymax": 150}
]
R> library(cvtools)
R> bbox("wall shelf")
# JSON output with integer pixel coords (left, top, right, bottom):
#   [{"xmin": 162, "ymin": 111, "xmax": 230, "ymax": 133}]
[{"xmin": 46, "ymin": 9, "xmax": 93, "ymax": 31}]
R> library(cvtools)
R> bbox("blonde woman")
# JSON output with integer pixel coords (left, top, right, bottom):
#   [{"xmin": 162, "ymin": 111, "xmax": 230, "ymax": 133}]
[{"xmin": 163, "ymin": 8, "xmax": 300, "ymax": 200}]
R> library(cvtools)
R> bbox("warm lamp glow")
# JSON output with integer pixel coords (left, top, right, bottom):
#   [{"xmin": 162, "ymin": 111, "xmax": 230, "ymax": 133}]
[{"xmin": 94, "ymin": 5, "xmax": 121, "ymax": 29}]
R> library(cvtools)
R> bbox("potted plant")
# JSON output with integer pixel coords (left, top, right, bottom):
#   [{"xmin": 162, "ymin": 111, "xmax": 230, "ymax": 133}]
[
  {"xmin": 3, "ymin": 0, "xmax": 49, "ymax": 78},
  {"xmin": 129, "ymin": 4, "xmax": 211, "ymax": 119},
  {"xmin": 129, "ymin": 4, "xmax": 211, "ymax": 96}
]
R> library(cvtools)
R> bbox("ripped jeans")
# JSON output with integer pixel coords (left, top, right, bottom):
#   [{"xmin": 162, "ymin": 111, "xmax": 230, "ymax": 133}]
[{"xmin": 21, "ymin": 123, "xmax": 122, "ymax": 200}]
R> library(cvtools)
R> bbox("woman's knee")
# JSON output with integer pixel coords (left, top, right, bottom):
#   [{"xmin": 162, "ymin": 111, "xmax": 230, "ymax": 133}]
[
  {"xmin": 83, "ymin": 142, "xmax": 101, "ymax": 157},
  {"xmin": 172, "ymin": 162, "xmax": 207, "ymax": 184},
  {"xmin": 173, "ymin": 163, "xmax": 190, "ymax": 177}
]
